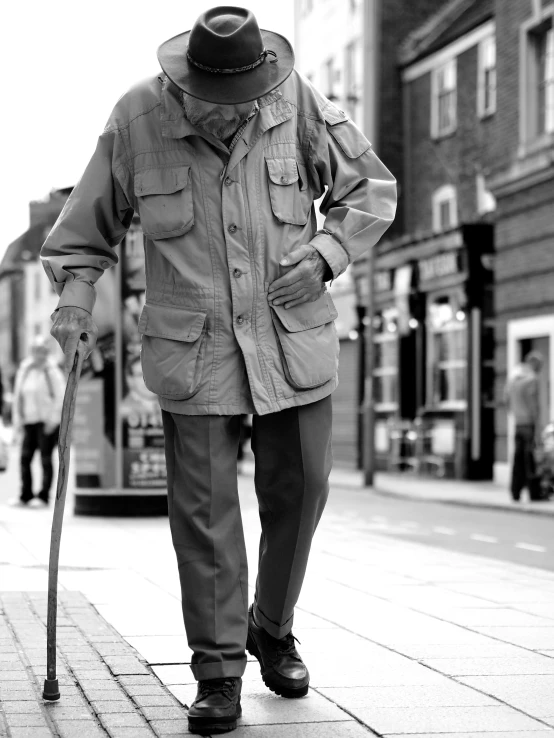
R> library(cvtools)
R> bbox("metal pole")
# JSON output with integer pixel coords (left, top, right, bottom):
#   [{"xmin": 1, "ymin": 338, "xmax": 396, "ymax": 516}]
[
  {"xmin": 114, "ymin": 247, "xmax": 123, "ymax": 493},
  {"xmin": 363, "ymin": 248, "xmax": 375, "ymax": 486}
]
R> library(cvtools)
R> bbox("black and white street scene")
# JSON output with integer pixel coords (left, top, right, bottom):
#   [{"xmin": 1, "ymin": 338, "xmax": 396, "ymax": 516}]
[{"xmin": 1, "ymin": 1, "xmax": 554, "ymax": 736}]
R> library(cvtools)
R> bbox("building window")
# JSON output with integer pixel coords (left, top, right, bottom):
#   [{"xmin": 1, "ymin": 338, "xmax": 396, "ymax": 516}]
[
  {"xmin": 373, "ymin": 309, "xmax": 399, "ymax": 411},
  {"xmin": 323, "ymin": 57, "xmax": 340, "ymax": 101},
  {"xmin": 345, "ymin": 41, "xmax": 361, "ymax": 124},
  {"xmin": 476, "ymin": 173, "xmax": 496, "ymax": 214},
  {"xmin": 524, "ymin": 19, "xmax": 554, "ymax": 141},
  {"xmin": 431, "ymin": 59, "xmax": 457, "ymax": 138},
  {"xmin": 478, "ymin": 35, "xmax": 496, "ymax": 117},
  {"xmin": 432, "ymin": 185, "xmax": 458, "ymax": 233},
  {"xmin": 427, "ymin": 295, "xmax": 467, "ymax": 409}
]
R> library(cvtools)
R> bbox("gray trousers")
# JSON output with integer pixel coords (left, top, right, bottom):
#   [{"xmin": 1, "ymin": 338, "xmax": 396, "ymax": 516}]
[{"xmin": 162, "ymin": 396, "xmax": 332, "ymax": 681}]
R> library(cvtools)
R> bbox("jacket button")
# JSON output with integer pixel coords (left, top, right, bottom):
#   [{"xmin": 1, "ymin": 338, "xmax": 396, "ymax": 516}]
[
  {"xmin": 236, "ymin": 315, "xmax": 244, "ymax": 325},
  {"xmin": 228, "ymin": 224, "xmax": 238, "ymax": 234},
  {"xmin": 233, "ymin": 268, "xmax": 242, "ymax": 278},
  {"xmin": 280, "ymin": 176, "xmax": 289, "ymax": 184},
  {"xmin": 224, "ymin": 177, "xmax": 233, "ymax": 186}
]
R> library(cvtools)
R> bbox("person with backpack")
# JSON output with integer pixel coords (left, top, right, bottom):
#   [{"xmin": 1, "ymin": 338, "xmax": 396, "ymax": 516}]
[{"xmin": 11, "ymin": 336, "xmax": 65, "ymax": 506}]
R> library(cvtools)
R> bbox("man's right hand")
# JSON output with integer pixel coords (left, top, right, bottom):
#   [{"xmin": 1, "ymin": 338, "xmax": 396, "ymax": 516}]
[{"xmin": 50, "ymin": 306, "xmax": 98, "ymax": 373}]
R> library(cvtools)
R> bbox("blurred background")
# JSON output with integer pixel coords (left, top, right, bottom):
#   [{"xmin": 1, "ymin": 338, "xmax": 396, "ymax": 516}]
[{"xmin": 1, "ymin": 0, "xmax": 553, "ymax": 518}]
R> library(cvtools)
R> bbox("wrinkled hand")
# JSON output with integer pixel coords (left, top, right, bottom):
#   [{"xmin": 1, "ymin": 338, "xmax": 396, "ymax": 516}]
[
  {"xmin": 268, "ymin": 244, "xmax": 329, "ymax": 310},
  {"xmin": 50, "ymin": 306, "xmax": 98, "ymax": 373}
]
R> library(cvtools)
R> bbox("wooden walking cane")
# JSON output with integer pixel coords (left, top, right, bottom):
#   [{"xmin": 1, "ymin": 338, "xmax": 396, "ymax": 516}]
[{"xmin": 43, "ymin": 337, "xmax": 88, "ymax": 701}]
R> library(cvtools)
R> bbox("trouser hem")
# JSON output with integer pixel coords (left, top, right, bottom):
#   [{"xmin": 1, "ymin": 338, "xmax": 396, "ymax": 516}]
[
  {"xmin": 189, "ymin": 658, "xmax": 247, "ymax": 681},
  {"xmin": 254, "ymin": 602, "xmax": 294, "ymax": 640}
]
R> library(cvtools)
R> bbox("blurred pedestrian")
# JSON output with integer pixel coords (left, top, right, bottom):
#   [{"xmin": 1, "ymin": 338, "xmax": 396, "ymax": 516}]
[
  {"xmin": 41, "ymin": 5, "xmax": 396, "ymax": 733},
  {"xmin": 10, "ymin": 337, "xmax": 64, "ymax": 506},
  {"xmin": 505, "ymin": 351, "xmax": 543, "ymax": 502}
]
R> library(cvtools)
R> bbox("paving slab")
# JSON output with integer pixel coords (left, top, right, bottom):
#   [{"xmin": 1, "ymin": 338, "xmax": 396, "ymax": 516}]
[
  {"xmin": 316, "ymin": 683, "xmax": 499, "ymax": 709},
  {"xmin": 420, "ymin": 655, "xmax": 554, "ymax": 675},
  {"xmin": 384, "ymin": 733, "xmax": 554, "ymax": 738},
  {"xmin": 350, "ymin": 705, "xmax": 549, "ymax": 734},
  {"xmin": 458, "ymin": 674, "xmax": 554, "ymax": 718}
]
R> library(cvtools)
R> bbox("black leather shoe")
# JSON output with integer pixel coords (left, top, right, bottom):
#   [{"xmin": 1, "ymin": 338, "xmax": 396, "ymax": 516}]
[
  {"xmin": 246, "ymin": 605, "xmax": 309, "ymax": 698},
  {"xmin": 187, "ymin": 677, "xmax": 242, "ymax": 735}
]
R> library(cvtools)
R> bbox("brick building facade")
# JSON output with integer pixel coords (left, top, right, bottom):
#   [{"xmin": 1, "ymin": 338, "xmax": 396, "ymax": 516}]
[
  {"xmin": 489, "ymin": 0, "xmax": 554, "ymax": 476},
  {"xmin": 295, "ymin": 0, "xmax": 445, "ymax": 466},
  {"xmin": 368, "ymin": 0, "xmax": 498, "ymax": 479}
]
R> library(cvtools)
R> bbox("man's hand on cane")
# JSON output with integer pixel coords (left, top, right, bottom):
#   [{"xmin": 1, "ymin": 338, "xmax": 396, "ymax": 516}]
[
  {"xmin": 50, "ymin": 307, "xmax": 98, "ymax": 373},
  {"xmin": 268, "ymin": 244, "xmax": 330, "ymax": 310}
]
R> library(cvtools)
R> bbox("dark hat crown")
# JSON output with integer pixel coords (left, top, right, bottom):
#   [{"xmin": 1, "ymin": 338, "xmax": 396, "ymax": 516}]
[{"xmin": 188, "ymin": 6, "xmax": 265, "ymax": 71}]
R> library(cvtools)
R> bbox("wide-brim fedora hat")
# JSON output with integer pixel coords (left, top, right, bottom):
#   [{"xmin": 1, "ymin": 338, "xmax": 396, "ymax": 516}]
[{"xmin": 157, "ymin": 6, "xmax": 295, "ymax": 104}]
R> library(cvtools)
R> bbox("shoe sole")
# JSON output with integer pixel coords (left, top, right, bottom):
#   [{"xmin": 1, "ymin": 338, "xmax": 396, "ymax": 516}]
[
  {"xmin": 246, "ymin": 633, "xmax": 309, "ymax": 699},
  {"xmin": 188, "ymin": 703, "xmax": 241, "ymax": 735}
]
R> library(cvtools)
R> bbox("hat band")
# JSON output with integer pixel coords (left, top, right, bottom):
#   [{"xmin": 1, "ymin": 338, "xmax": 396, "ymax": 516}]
[{"xmin": 186, "ymin": 48, "xmax": 276, "ymax": 74}]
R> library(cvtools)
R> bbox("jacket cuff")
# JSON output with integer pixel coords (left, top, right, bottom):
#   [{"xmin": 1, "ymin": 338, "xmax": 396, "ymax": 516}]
[
  {"xmin": 309, "ymin": 232, "xmax": 349, "ymax": 280},
  {"xmin": 56, "ymin": 281, "xmax": 96, "ymax": 315}
]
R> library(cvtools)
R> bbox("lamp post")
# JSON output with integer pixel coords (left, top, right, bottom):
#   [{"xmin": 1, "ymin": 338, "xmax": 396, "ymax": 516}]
[{"xmin": 362, "ymin": 250, "xmax": 375, "ymax": 486}]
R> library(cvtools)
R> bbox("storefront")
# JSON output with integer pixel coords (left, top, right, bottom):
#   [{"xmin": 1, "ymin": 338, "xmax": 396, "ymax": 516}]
[{"xmin": 372, "ymin": 224, "xmax": 495, "ymax": 479}]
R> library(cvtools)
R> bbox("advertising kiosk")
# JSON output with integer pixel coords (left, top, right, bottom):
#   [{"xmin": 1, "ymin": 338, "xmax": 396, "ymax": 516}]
[{"xmin": 72, "ymin": 220, "xmax": 167, "ymax": 515}]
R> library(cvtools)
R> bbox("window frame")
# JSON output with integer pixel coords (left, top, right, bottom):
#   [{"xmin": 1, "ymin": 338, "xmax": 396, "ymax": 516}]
[
  {"xmin": 520, "ymin": 7, "xmax": 554, "ymax": 151},
  {"xmin": 344, "ymin": 39, "xmax": 362, "ymax": 124},
  {"xmin": 426, "ymin": 293, "xmax": 468, "ymax": 411},
  {"xmin": 373, "ymin": 308, "xmax": 399, "ymax": 413},
  {"xmin": 477, "ymin": 34, "xmax": 496, "ymax": 118},
  {"xmin": 432, "ymin": 185, "xmax": 458, "ymax": 233},
  {"xmin": 431, "ymin": 58, "xmax": 457, "ymax": 139}
]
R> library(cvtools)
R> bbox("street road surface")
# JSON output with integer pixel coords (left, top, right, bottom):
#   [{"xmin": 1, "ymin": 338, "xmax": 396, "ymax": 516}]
[{"xmin": 327, "ymin": 491, "xmax": 553, "ymax": 572}]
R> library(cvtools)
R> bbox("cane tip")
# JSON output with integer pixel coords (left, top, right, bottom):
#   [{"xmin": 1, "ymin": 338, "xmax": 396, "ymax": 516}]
[{"xmin": 43, "ymin": 678, "xmax": 60, "ymax": 701}]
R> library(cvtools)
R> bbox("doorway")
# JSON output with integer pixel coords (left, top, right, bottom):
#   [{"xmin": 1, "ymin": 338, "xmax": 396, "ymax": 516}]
[{"xmin": 518, "ymin": 335, "xmax": 551, "ymax": 431}]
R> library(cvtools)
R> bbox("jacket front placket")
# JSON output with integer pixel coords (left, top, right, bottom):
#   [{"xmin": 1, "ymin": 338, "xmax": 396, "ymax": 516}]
[{"xmin": 221, "ymin": 100, "xmax": 294, "ymax": 413}]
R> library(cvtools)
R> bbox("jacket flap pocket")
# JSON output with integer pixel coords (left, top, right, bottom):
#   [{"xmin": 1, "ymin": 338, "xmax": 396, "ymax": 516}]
[
  {"xmin": 134, "ymin": 165, "xmax": 191, "ymax": 197},
  {"xmin": 265, "ymin": 157, "xmax": 299, "ymax": 186},
  {"xmin": 270, "ymin": 292, "xmax": 337, "ymax": 332},
  {"xmin": 138, "ymin": 303, "xmax": 206, "ymax": 342}
]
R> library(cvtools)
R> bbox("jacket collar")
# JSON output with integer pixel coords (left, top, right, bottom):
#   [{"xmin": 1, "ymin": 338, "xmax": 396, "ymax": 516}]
[{"xmin": 159, "ymin": 75, "xmax": 293, "ymax": 168}]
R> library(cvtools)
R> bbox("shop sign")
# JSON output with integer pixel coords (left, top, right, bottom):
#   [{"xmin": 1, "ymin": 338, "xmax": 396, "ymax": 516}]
[
  {"xmin": 419, "ymin": 252, "xmax": 459, "ymax": 283},
  {"xmin": 74, "ymin": 379, "xmax": 104, "ymax": 474},
  {"xmin": 374, "ymin": 270, "xmax": 392, "ymax": 293}
]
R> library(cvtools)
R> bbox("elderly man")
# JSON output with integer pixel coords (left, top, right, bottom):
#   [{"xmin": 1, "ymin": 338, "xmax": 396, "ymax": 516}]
[{"xmin": 41, "ymin": 6, "xmax": 396, "ymax": 734}]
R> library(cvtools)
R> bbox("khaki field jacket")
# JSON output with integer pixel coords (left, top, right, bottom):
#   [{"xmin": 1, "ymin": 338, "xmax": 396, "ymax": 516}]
[{"xmin": 41, "ymin": 71, "xmax": 397, "ymax": 415}]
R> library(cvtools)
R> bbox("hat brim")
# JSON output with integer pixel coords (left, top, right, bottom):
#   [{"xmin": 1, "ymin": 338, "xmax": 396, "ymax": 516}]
[{"xmin": 157, "ymin": 29, "xmax": 294, "ymax": 104}]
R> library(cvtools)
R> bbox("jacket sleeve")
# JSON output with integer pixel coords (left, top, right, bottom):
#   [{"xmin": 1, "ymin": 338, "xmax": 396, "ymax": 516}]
[
  {"xmin": 40, "ymin": 126, "xmax": 134, "ymax": 315},
  {"xmin": 307, "ymin": 104, "xmax": 397, "ymax": 279}
]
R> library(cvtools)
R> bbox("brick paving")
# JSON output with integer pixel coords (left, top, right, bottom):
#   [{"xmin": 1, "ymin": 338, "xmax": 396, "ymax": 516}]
[{"xmin": 0, "ymin": 592, "xmax": 186, "ymax": 737}]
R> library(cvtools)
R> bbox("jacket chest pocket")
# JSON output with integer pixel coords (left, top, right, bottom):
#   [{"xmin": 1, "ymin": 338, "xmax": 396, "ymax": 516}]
[
  {"xmin": 138, "ymin": 303, "xmax": 207, "ymax": 400},
  {"xmin": 270, "ymin": 292, "xmax": 339, "ymax": 392},
  {"xmin": 134, "ymin": 165, "xmax": 194, "ymax": 239},
  {"xmin": 265, "ymin": 157, "xmax": 311, "ymax": 226}
]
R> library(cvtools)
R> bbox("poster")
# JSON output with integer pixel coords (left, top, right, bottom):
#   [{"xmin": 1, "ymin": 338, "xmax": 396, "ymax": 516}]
[
  {"xmin": 73, "ymin": 379, "xmax": 104, "ymax": 475},
  {"xmin": 120, "ymin": 224, "xmax": 167, "ymax": 489}
]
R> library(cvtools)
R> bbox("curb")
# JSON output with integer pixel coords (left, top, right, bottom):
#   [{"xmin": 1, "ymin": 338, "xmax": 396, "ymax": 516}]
[{"xmin": 368, "ymin": 484, "xmax": 554, "ymax": 518}]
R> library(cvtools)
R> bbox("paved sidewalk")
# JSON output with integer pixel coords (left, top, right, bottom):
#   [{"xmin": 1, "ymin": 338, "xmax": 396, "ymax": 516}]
[
  {"xmin": 327, "ymin": 465, "xmax": 554, "ymax": 517},
  {"xmin": 1, "ymin": 467, "xmax": 554, "ymax": 736},
  {"xmin": 0, "ymin": 592, "xmax": 185, "ymax": 737}
]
